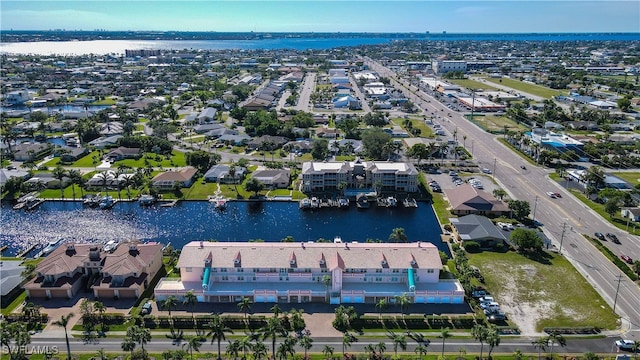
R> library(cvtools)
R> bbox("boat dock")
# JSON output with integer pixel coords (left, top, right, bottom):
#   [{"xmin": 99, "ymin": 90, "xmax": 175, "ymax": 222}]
[
  {"xmin": 16, "ymin": 244, "xmax": 37, "ymax": 258},
  {"xmin": 26, "ymin": 198, "xmax": 45, "ymax": 210},
  {"xmin": 0, "ymin": 245, "xmax": 8, "ymax": 253}
]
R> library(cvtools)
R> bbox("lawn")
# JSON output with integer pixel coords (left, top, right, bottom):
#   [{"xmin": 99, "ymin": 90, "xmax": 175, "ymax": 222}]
[
  {"xmin": 467, "ymin": 114, "xmax": 529, "ymax": 134},
  {"xmin": 70, "ymin": 150, "xmax": 102, "ymax": 167},
  {"xmin": 390, "ymin": 117, "xmax": 435, "ymax": 138},
  {"xmin": 481, "ymin": 76, "xmax": 566, "ymax": 99},
  {"xmin": 610, "ymin": 172, "xmax": 640, "ymax": 188},
  {"xmin": 184, "ymin": 178, "xmax": 219, "ymax": 200},
  {"xmin": 430, "ymin": 192, "xmax": 452, "ymax": 225},
  {"xmin": 450, "ymin": 79, "xmax": 499, "ymax": 91},
  {"xmin": 115, "ymin": 151, "xmax": 187, "ymax": 168},
  {"xmin": 468, "ymin": 250, "xmax": 618, "ymax": 331}
]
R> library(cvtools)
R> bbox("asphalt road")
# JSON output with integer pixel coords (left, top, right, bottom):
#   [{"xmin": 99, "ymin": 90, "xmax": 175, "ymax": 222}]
[
  {"xmin": 364, "ymin": 57, "xmax": 640, "ymax": 342},
  {"xmin": 28, "ymin": 334, "xmax": 625, "ymax": 356}
]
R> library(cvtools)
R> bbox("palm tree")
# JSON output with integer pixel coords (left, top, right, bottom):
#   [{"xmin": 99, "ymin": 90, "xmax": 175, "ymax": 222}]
[
  {"xmin": 388, "ymin": 227, "xmax": 408, "ymax": 243},
  {"xmin": 276, "ymin": 336, "xmax": 297, "ymax": 360},
  {"xmin": 162, "ymin": 295, "xmax": 179, "ymax": 326},
  {"xmin": 546, "ymin": 331, "xmax": 566, "ymax": 357},
  {"xmin": 227, "ymin": 340, "xmax": 241, "ymax": 360},
  {"xmin": 93, "ymin": 301, "xmax": 106, "ymax": 333},
  {"xmin": 252, "ymin": 340, "xmax": 268, "ymax": 360},
  {"xmin": 53, "ymin": 313, "xmax": 74, "ymax": 360},
  {"xmin": 395, "ymin": 293, "xmax": 411, "ymax": 320},
  {"xmin": 128, "ymin": 325, "xmax": 151, "ymax": 356},
  {"xmin": 95, "ymin": 347, "xmax": 109, "ymax": 360},
  {"xmin": 183, "ymin": 290, "xmax": 198, "ymax": 325},
  {"xmin": 387, "ymin": 331, "xmax": 407, "ymax": 358},
  {"xmin": 322, "ymin": 275, "xmax": 332, "ymax": 303},
  {"xmin": 440, "ymin": 327, "xmax": 451, "ymax": 357},
  {"xmin": 341, "ymin": 332, "xmax": 357, "ymax": 357},
  {"xmin": 121, "ymin": 336, "xmax": 136, "ymax": 358},
  {"xmin": 67, "ymin": 169, "xmax": 82, "ymax": 201},
  {"xmin": 472, "ymin": 324, "xmax": 488, "ymax": 359},
  {"xmin": 322, "ymin": 345, "xmax": 334, "ymax": 360},
  {"xmin": 270, "ymin": 304, "xmax": 282, "ymax": 318},
  {"xmin": 183, "ymin": 336, "xmax": 202, "ymax": 360},
  {"xmin": 375, "ymin": 298, "xmax": 388, "ymax": 319},
  {"xmin": 299, "ymin": 334, "xmax": 313, "ymax": 359},
  {"xmin": 631, "ymin": 341, "xmax": 640, "ymax": 359},
  {"xmin": 238, "ymin": 335, "xmax": 253, "ymax": 360},
  {"xmin": 486, "ymin": 324, "xmax": 501, "ymax": 358},
  {"xmin": 237, "ymin": 297, "xmax": 252, "ymax": 325},
  {"xmin": 531, "ymin": 337, "xmax": 547, "ymax": 360},
  {"xmin": 97, "ymin": 171, "xmax": 110, "ymax": 196},
  {"xmin": 122, "ymin": 174, "xmax": 135, "ymax": 200},
  {"xmin": 52, "ymin": 165, "xmax": 67, "ymax": 199},
  {"xmin": 207, "ymin": 314, "xmax": 233, "ymax": 360},
  {"xmin": 260, "ymin": 315, "xmax": 286, "ymax": 359},
  {"xmin": 415, "ymin": 343, "xmax": 429, "ymax": 360}
]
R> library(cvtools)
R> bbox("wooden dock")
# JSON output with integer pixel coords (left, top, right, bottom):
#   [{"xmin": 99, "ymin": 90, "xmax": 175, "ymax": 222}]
[
  {"xmin": 17, "ymin": 244, "xmax": 37, "ymax": 258},
  {"xmin": 159, "ymin": 199, "xmax": 178, "ymax": 208},
  {"xmin": 26, "ymin": 198, "xmax": 45, "ymax": 210}
]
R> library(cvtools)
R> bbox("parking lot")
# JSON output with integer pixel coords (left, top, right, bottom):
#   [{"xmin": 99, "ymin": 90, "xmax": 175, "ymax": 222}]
[{"xmin": 425, "ymin": 170, "xmax": 503, "ymax": 198}]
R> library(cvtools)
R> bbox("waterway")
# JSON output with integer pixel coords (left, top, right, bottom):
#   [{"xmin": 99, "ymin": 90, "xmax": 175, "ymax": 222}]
[
  {"xmin": 1, "ymin": 33, "xmax": 638, "ymax": 56},
  {"xmin": 0, "ymin": 200, "xmax": 445, "ymax": 257}
]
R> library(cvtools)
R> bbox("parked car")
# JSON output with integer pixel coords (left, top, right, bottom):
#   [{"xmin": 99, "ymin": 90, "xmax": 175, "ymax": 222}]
[
  {"xmin": 615, "ymin": 339, "xmax": 637, "ymax": 351},
  {"xmin": 481, "ymin": 168, "xmax": 492, "ymax": 174},
  {"xmin": 487, "ymin": 312, "xmax": 506, "ymax": 322},
  {"xmin": 472, "ymin": 289, "xmax": 488, "ymax": 298},
  {"xmin": 480, "ymin": 301, "xmax": 500, "ymax": 310},
  {"xmin": 594, "ymin": 232, "xmax": 605, "ymax": 241},
  {"xmin": 621, "ymin": 254, "xmax": 633, "ymax": 264},
  {"xmin": 141, "ymin": 301, "xmax": 153, "ymax": 315}
]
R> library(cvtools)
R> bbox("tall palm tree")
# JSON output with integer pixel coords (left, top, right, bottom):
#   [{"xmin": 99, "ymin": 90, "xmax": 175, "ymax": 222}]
[
  {"xmin": 238, "ymin": 335, "xmax": 253, "ymax": 360},
  {"xmin": 486, "ymin": 324, "xmax": 501, "ymax": 358},
  {"xmin": 531, "ymin": 337, "xmax": 547, "ymax": 360},
  {"xmin": 375, "ymin": 298, "xmax": 388, "ymax": 319},
  {"xmin": 546, "ymin": 331, "xmax": 566, "ymax": 357},
  {"xmin": 322, "ymin": 275, "xmax": 332, "ymax": 303},
  {"xmin": 53, "ymin": 313, "xmax": 74, "ymax": 360},
  {"xmin": 227, "ymin": 340, "xmax": 241, "ymax": 360},
  {"xmin": 276, "ymin": 336, "xmax": 297, "ymax": 360},
  {"xmin": 97, "ymin": 171, "xmax": 110, "ymax": 196},
  {"xmin": 299, "ymin": 334, "xmax": 313, "ymax": 359},
  {"xmin": 388, "ymin": 227, "xmax": 408, "ymax": 243},
  {"xmin": 183, "ymin": 290, "xmax": 198, "ymax": 325},
  {"xmin": 121, "ymin": 336, "xmax": 136, "ymax": 358},
  {"xmin": 128, "ymin": 325, "xmax": 151, "ymax": 355},
  {"xmin": 387, "ymin": 331, "xmax": 407, "ymax": 358},
  {"xmin": 440, "ymin": 327, "xmax": 451, "ymax": 357},
  {"xmin": 237, "ymin": 297, "xmax": 252, "ymax": 325},
  {"xmin": 93, "ymin": 301, "xmax": 106, "ymax": 333},
  {"xmin": 207, "ymin": 314, "xmax": 233, "ymax": 360},
  {"xmin": 341, "ymin": 332, "xmax": 357, "ymax": 357},
  {"xmin": 162, "ymin": 295, "xmax": 179, "ymax": 326},
  {"xmin": 395, "ymin": 293, "xmax": 411, "ymax": 320},
  {"xmin": 183, "ymin": 336, "xmax": 202, "ymax": 360},
  {"xmin": 252, "ymin": 340, "xmax": 268, "ymax": 360},
  {"xmin": 260, "ymin": 315, "xmax": 286, "ymax": 359},
  {"xmin": 52, "ymin": 165, "xmax": 67, "ymax": 199},
  {"xmin": 471, "ymin": 324, "xmax": 488, "ymax": 360},
  {"xmin": 67, "ymin": 169, "xmax": 82, "ymax": 201}
]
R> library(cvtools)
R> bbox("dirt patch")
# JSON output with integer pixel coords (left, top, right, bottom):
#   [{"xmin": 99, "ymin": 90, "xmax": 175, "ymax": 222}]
[{"xmin": 496, "ymin": 274, "xmax": 552, "ymax": 336}]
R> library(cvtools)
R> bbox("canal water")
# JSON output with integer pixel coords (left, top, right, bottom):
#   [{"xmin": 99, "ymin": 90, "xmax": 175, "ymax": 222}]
[{"xmin": 0, "ymin": 200, "xmax": 445, "ymax": 256}]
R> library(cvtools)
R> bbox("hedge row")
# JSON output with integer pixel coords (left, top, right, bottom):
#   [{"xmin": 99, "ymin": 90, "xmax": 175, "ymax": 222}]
[
  {"xmin": 81, "ymin": 312, "xmax": 127, "ymax": 325},
  {"xmin": 352, "ymin": 315, "xmax": 483, "ymax": 330},
  {"xmin": 4, "ymin": 314, "xmax": 48, "ymax": 324},
  {"xmin": 140, "ymin": 315, "xmax": 267, "ymax": 330}
]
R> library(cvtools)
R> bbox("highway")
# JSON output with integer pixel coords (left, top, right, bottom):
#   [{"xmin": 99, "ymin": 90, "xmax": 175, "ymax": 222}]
[{"xmin": 364, "ymin": 57, "xmax": 640, "ymax": 341}]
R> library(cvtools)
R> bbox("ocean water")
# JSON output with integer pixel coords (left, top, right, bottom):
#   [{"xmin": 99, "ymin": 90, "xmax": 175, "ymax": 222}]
[{"xmin": 0, "ymin": 200, "xmax": 445, "ymax": 256}]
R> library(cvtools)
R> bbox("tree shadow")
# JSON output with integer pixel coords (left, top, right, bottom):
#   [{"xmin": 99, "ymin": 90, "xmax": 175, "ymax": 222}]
[{"xmin": 520, "ymin": 250, "xmax": 553, "ymax": 265}]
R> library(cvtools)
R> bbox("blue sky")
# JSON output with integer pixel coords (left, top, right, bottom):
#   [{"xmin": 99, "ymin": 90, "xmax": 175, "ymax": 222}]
[{"xmin": 1, "ymin": 1, "xmax": 638, "ymax": 33}]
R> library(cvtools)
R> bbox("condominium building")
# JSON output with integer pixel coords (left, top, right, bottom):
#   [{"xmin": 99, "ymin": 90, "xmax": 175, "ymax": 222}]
[
  {"xmin": 301, "ymin": 160, "xmax": 419, "ymax": 193},
  {"xmin": 154, "ymin": 241, "xmax": 464, "ymax": 305},
  {"xmin": 431, "ymin": 60, "xmax": 467, "ymax": 75}
]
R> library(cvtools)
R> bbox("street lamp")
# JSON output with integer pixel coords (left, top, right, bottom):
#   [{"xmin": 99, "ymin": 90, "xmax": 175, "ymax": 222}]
[{"xmin": 532, "ymin": 195, "xmax": 539, "ymax": 224}]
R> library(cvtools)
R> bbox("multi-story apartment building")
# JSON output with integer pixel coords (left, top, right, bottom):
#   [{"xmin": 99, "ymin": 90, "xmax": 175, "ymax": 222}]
[
  {"xmin": 301, "ymin": 161, "xmax": 419, "ymax": 193},
  {"xmin": 431, "ymin": 60, "xmax": 467, "ymax": 75},
  {"xmin": 155, "ymin": 241, "xmax": 464, "ymax": 305}
]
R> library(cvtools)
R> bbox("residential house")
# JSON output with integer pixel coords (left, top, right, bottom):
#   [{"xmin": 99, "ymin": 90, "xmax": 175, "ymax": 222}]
[
  {"xmin": 152, "ymin": 167, "xmax": 198, "ymax": 189},
  {"xmin": 154, "ymin": 241, "xmax": 464, "ymax": 305},
  {"xmin": 247, "ymin": 135, "xmax": 289, "ymax": 151},
  {"xmin": 59, "ymin": 146, "xmax": 89, "ymax": 162},
  {"xmin": 0, "ymin": 169, "xmax": 30, "ymax": 187},
  {"xmin": 25, "ymin": 242, "xmax": 163, "ymax": 299},
  {"xmin": 88, "ymin": 135, "xmax": 124, "ymax": 149},
  {"xmin": 449, "ymin": 215, "xmax": 508, "ymax": 248},
  {"xmin": 443, "ymin": 184, "xmax": 511, "ymax": 216},
  {"xmin": 197, "ymin": 107, "xmax": 218, "ymax": 124},
  {"xmin": 203, "ymin": 164, "xmax": 246, "ymax": 184},
  {"xmin": 0, "ymin": 260, "xmax": 25, "ymax": 306},
  {"xmin": 621, "ymin": 208, "xmax": 640, "ymax": 222},
  {"xmin": 12, "ymin": 143, "xmax": 53, "ymax": 162},
  {"xmin": 250, "ymin": 169, "xmax": 291, "ymax": 189},
  {"xmin": 25, "ymin": 173, "xmax": 70, "ymax": 190},
  {"xmin": 107, "ymin": 147, "xmax": 142, "ymax": 161}
]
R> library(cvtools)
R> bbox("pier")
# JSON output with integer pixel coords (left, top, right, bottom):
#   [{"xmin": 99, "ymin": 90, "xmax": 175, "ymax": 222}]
[
  {"xmin": 26, "ymin": 198, "xmax": 45, "ymax": 210},
  {"xmin": 159, "ymin": 199, "xmax": 179, "ymax": 208},
  {"xmin": 16, "ymin": 244, "xmax": 37, "ymax": 258}
]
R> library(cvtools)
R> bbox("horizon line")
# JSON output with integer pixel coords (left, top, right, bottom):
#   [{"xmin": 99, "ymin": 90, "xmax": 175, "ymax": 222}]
[{"xmin": 2, "ymin": 30, "xmax": 640, "ymax": 34}]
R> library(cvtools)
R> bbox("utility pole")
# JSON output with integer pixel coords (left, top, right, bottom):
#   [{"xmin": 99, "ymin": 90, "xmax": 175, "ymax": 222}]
[
  {"xmin": 559, "ymin": 222, "xmax": 567, "ymax": 255},
  {"xmin": 470, "ymin": 90, "xmax": 476, "ymax": 120},
  {"xmin": 492, "ymin": 157, "xmax": 497, "ymax": 179},
  {"xmin": 532, "ymin": 195, "xmax": 539, "ymax": 224},
  {"xmin": 613, "ymin": 275, "xmax": 624, "ymax": 313}
]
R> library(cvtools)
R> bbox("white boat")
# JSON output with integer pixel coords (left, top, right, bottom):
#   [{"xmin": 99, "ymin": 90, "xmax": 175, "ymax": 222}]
[
  {"xmin": 103, "ymin": 240, "xmax": 119, "ymax": 253},
  {"xmin": 139, "ymin": 194, "xmax": 156, "ymax": 206},
  {"xmin": 213, "ymin": 197, "xmax": 227, "ymax": 210},
  {"xmin": 333, "ymin": 236, "xmax": 343, "ymax": 243},
  {"xmin": 386, "ymin": 196, "xmax": 398, "ymax": 207},
  {"xmin": 41, "ymin": 239, "xmax": 63, "ymax": 256},
  {"xmin": 403, "ymin": 197, "xmax": 418, "ymax": 208},
  {"xmin": 337, "ymin": 198, "xmax": 349, "ymax": 208},
  {"xmin": 356, "ymin": 193, "xmax": 370, "ymax": 209},
  {"xmin": 310, "ymin": 197, "xmax": 319, "ymax": 209},
  {"xmin": 299, "ymin": 198, "xmax": 311, "ymax": 209},
  {"xmin": 98, "ymin": 195, "xmax": 115, "ymax": 209}
]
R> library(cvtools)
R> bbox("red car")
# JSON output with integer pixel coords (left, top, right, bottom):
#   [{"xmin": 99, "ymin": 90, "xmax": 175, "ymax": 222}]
[{"xmin": 621, "ymin": 254, "xmax": 633, "ymax": 264}]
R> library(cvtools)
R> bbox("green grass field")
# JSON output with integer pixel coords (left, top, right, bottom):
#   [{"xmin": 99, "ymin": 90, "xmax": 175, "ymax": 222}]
[
  {"xmin": 610, "ymin": 172, "xmax": 640, "ymax": 187},
  {"xmin": 469, "ymin": 251, "xmax": 618, "ymax": 331},
  {"xmin": 482, "ymin": 76, "xmax": 565, "ymax": 99},
  {"xmin": 115, "ymin": 151, "xmax": 187, "ymax": 168},
  {"xmin": 450, "ymin": 79, "xmax": 499, "ymax": 91},
  {"xmin": 468, "ymin": 115, "xmax": 529, "ymax": 133}
]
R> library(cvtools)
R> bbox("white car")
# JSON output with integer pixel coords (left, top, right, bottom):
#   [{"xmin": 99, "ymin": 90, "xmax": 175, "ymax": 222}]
[
  {"xmin": 546, "ymin": 192, "xmax": 557, "ymax": 198},
  {"xmin": 480, "ymin": 301, "xmax": 500, "ymax": 310},
  {"xmin": 615, "ymin": 339, "xmax": 637, "ymax": 351}
]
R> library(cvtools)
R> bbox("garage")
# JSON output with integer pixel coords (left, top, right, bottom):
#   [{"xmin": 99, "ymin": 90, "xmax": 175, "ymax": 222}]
[
  {"xmin": 354, "ymin": 296, "xmax": 364, "ymax": 303},
  {"xmin": 119, "ymin": 289, "xmax": 137, "ymax": 298},
  {"xmin": 50, "ymin": 289, "xmax": 69, "ymax": 298},
  {"xmin": 27, "ymin": 289, "xmax": 47, "ymax": 298},
  {"xmin": 95, "ymin": 289, "xmax": 114, "ymax": 299}
]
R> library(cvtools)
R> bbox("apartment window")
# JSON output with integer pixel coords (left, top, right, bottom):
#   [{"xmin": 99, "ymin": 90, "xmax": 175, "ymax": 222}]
[
  {"xmin": 185, "ymin": 267, "xmax": 192, "ymax": 272},
  {"xmin": 392, "ymin": 269, "xmax": 399, "ymax": 273},
  {"xmin": 222, "ymin": 276, "xmax": 229, "ymax": 281},
  {"xmin": 427, "ymin": 269, "xmax": 434, "ymax": 273},
  {"xmin": 237, "ymin": 268, "xmax": 244, "ymax": 273},
  {"xmin": 238, "ymin": 276, "xmax": 244, "ymax": 281},
  {"xmin": 221, "ymin": 268, "xmax": 227, "ymax": 273},
  {"xmin": 376, "ymin": 277, "xmax": 382, "ymax": 282},
  {"xmin": 391, "ymin": 277, "xmax": 398, "ymax": 282},
  {"xmin": 376, "ymin": 269, "xmax": 382, "ymax": 273}
]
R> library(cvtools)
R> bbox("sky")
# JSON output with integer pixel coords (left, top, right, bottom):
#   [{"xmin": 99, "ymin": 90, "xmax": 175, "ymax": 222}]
[{"xmin": 1, "ymin": 1, "xmax": 639, "ymax": 33}]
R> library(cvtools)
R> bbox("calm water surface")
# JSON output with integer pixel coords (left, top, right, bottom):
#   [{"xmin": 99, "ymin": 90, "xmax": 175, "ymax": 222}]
[{"xmin": 0, "ymin": 200, "xmax": 444, "ymax": 256}]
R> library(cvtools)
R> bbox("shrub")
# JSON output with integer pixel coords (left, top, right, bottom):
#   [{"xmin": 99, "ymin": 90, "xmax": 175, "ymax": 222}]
[{"xmin": 464, "ymin": 241, "xmax": 481, "ymax": 253}]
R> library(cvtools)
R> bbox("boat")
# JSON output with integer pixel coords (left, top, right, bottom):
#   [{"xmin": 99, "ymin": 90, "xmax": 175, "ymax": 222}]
[
  {"xmin": 333, "ymin": 236, "xmax": 343, "ymax": 243},
  {"xmin": 139, "ymin": 194, "xmax": 156, "ymax": 206},
  {"xmin": 209, "ymin": 196, "xmax": 228, "ymax": 210},
  {"xmin": 337, "ymin": 197, "xmax": 349, "ymax": 208},
  {"xmin": 13, "ymin": 195, "xmax": 35, "ymax": 210},
  {"xmin": 356, "ymin": 193, "xmax": 370, "ymax": 209},
  {"xmin": 299, "ymin": 198, "xmax": 311, "ymax": 209},
  {"xmin": 386, "ymin": 196, "xmax": 398, "ymax": 208},
  {"xmin": 83, "ymin": 194, "xmax": 101, "ymax": 207},
  {"xmin": 103, "ymin": 240, "xmax": 119, "ymax": 253},
  {"xmin": 310, "ymin": 197, "xmax": 319, "ymax": 209},
  {"xmin": 41, "ymin": 238, "xmax": 63, "ymax": 256},
  {"xmin": 98, "ymin": 195, "xmax": 115, "ymax": 209},
  {"xmin": 403, "ymin": 197, "xmax": 418, "ymax": 208}
]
